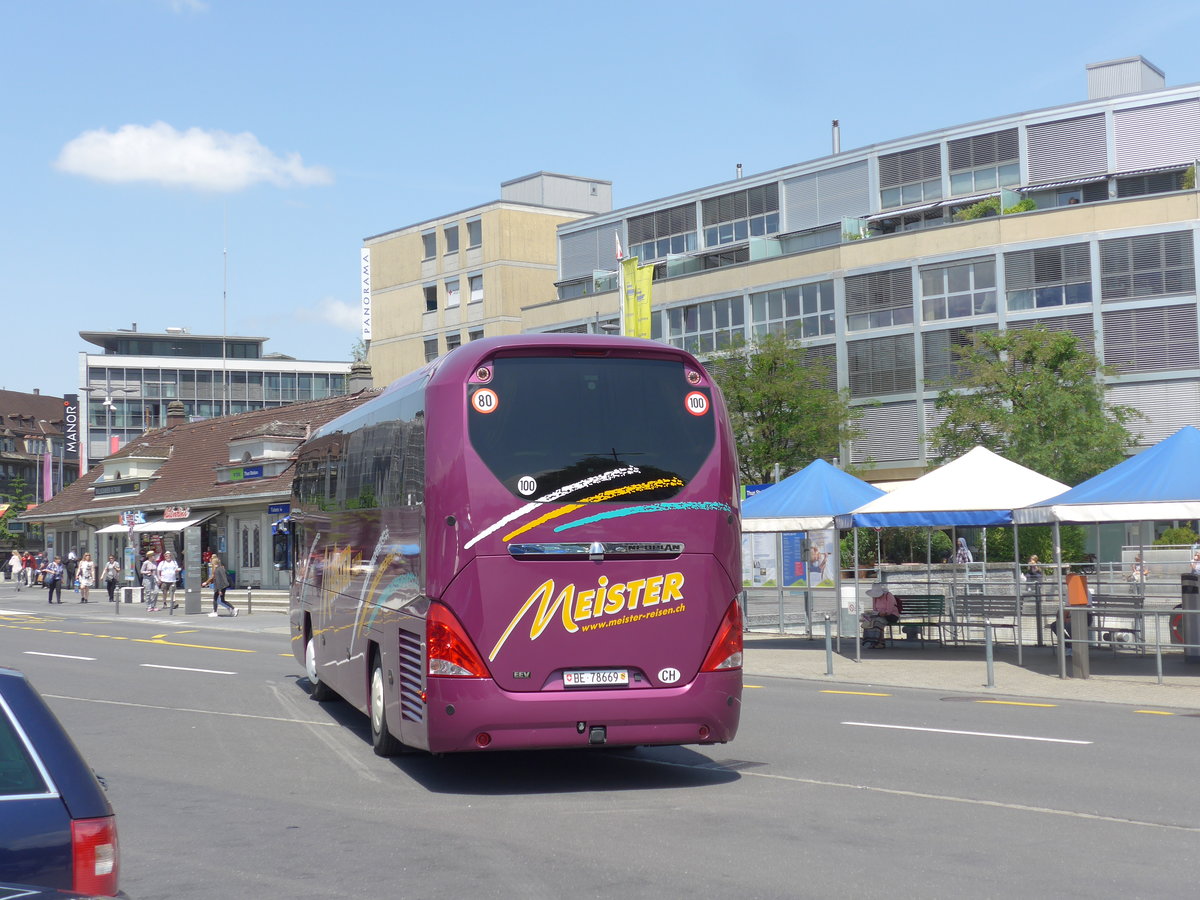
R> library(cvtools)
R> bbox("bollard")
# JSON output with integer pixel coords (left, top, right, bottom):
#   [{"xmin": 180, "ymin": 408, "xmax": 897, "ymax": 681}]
[
  {"xmin": 1155, "ymin": 613, "xmax": 1163, "ymax": 685},
  {"xmin": 984, "ymin": 620, "xmax": 995, "ymax": 688},
  {"xmin": 824, "ymin": 614, "xmax": 834, "ymax": 676},
  {"xmin": 246, "ymin": 587, "xmax": 253, "ymax": 615}
]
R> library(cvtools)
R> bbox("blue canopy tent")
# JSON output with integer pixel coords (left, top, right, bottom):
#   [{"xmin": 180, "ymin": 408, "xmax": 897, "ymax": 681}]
[
  {"xmin": 1013, "ymin": 426, "xmax": 1200, "ymax": 675},
  {"xmin": 741, "ymin": 459, "xmax": 885, "ymax": 636},
  {"xmin": 741, "ymin": 458, "xmax": 885, "ymax": 532}
]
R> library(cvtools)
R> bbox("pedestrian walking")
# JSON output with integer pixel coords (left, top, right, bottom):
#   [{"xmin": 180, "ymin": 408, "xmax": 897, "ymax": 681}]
[
  {"xmin": 77, "ymin": 553, "xmax": 95, "ymax": 602},
  {"xmin": 156, "ymin": 551, "xmax": 180, "ymax": 610},
  {"xmin": 43, "ymin": 556, "xmax": 64, "ymax": 603},
  {"xmin": 102, "ymin": 555, "xmax": 121, "ymax": 601},
  {"xmin": 203, "ymin": 555, "xmax": 237, "ymax": 617},
  {"xmin": 22, "ymin": 552, "xmax": 35, "ymax": 586},
  {"xmin": 65, "ymin": 552, "xmax": 79, "ymax": 594},
  {"xmin": 141, "ymin": 552, "xmax": 160, "ymax": 610},
  {"xmin": 7, "ymin": 551, "xmax": 22, "ymax": 591}
]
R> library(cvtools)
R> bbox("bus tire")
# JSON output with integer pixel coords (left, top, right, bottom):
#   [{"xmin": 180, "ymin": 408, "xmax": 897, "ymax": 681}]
[
  {"xmin": 370, "ymin": 656, "xmax": 403, "ymax": 757},
  {"xmin": 306, "ymin": 632, "xmax": 334, "ymax": 702}
]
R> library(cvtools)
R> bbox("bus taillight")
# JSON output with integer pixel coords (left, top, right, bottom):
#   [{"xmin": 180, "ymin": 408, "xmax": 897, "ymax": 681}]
[
  {"xmin": 700, "ymin": 600, "xmax": 743, "ymax": 672},
  {"xmin": 427, "ymin": 602, "xmax": 491, "ymax": 678}
]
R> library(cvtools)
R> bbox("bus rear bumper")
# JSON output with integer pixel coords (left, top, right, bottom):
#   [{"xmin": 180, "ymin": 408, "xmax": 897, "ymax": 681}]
[{"xmin": 423, "ymin": 670, "xmax": 742, "ymax": 753}]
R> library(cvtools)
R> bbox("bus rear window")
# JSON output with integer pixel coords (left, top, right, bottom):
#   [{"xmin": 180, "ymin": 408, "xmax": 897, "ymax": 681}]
[{"xmin": 468, "ymin": 356, "xmax": 715, "ymax": 501}]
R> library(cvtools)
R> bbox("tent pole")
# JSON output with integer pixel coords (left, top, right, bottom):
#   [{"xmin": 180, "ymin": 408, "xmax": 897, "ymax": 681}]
[
  {"xmin": 854, "ymin": 527, "xmax": 861, "ymax": 662},
  {"xmin": 1013, "ymin": 523, "xmax": 1023, "ymax": 649},
  {"xmin": 1054, "ymin": 521, "xmax": 1066, "ymax": 679}
]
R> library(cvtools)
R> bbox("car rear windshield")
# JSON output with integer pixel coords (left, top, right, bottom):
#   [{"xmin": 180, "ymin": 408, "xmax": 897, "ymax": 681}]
[
  {"xmin": 0, "ymin": 701, "xmax": 50, "ymax": 797},
  {"xmin": 468, "ymin": 355, "xmax": 715, "ymax": 501}
]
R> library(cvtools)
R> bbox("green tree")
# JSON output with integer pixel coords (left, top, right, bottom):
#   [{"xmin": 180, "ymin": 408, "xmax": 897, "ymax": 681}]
[
  {"xmin": 929, "ymin": 327, "xmax": 1140, "ymax": 485},
  {"xmin": 708, "ymin": 333, "xmax": 862, "ymax": 484},
  {"xmin": 0, "ymin": 477, "xmax": 32, "ymax": 549}
]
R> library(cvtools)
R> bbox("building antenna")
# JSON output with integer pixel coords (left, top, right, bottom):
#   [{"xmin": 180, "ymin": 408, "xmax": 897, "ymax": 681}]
[{"xmin": 222, "ymin": 203, "xmax": 229, "ymax": 418}]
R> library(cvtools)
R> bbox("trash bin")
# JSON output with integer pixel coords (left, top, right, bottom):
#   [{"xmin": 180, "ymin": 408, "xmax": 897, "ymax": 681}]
[
  {"xmin": 1182, "ymin": 573, "xmax": 1199, "ymax": 664},
  {"xmin": 120, "ymin": 586, "xmax": 143, "ymax": 604}
]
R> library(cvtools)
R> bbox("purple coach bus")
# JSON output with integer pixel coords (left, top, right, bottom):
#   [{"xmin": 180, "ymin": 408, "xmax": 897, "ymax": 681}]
[{"xmin": 289, "ymin": 334, "xmax": 742, "ymax": 755}]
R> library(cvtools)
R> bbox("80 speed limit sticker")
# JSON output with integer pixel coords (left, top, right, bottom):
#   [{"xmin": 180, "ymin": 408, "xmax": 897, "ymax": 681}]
[{"xmin": 471, "ymin": 388, "xmax": 499, "ymax": 414}]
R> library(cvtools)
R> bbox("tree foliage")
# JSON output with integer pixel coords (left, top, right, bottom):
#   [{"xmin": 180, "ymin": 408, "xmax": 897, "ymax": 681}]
[
  {"xmin": 929, "ymin": 327, "xmax": 1140, "ymax": 486},
  {"xmin": 708, "ymin": 333, "xmax": 862, "ymax": 484},
  {"xmin": 0, "ymin": 477, "xmax": 32, "ymax": 549}
]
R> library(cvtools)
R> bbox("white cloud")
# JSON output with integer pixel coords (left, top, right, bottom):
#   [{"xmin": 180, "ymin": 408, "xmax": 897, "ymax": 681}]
[
  {"xmin": 163, "ymin": 0, "xmax": 210, "ymax": 13},
  {"xmin": 54, "ymin": 122, "xmax": 333, "ymax": 192},
  {"xmin": 297, "ymin": 298, "xmax": 360, "ymax": 332}
]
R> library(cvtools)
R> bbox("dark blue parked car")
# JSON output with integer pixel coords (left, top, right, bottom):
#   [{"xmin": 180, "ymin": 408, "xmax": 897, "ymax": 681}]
[{"xmin": 0, "ymin": 667, "xmax": 121, "ymax": 896}]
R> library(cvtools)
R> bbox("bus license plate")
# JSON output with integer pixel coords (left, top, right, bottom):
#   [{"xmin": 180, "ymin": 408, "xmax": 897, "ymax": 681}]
[{"xmin": 563, "ymin": 669, "xmax": 629, "ymax": 688}]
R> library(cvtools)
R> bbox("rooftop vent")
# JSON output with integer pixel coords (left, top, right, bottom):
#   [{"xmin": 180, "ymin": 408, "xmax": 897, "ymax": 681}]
[{"xmin": 1087, "ymin": 56, "xmax": 1165, "ymax": 99}]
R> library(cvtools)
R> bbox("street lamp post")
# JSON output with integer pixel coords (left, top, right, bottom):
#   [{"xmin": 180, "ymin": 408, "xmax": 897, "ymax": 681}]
[{"xmin": 79, "ymin": 386, "xmax": 136, "ymax": 467}]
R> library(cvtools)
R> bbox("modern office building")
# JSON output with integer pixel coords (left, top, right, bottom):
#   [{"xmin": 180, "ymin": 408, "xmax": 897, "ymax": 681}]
[
  {"xmin": 528, "ymin": 56, "xmax": 1200, "ymax": 481},
  {"xmin": 77, "ymin": 326, "xmax": 352, "ymax": 466},
  {"xmin": 361, "ymin": 172, "xmax": 612, "ymax": 385}
]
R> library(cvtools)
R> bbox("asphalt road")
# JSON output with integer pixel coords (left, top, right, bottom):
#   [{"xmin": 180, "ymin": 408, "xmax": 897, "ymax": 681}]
[{"xmin": 1, "ymin": 596, "xmax": 1197, "ymax": 899}]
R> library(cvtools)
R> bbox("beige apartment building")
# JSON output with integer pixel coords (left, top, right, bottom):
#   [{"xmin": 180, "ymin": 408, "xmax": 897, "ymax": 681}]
[
  {"xmin": 363, "ymin": 172, "xmax": 611, "ymax": 385},
  {"xmin": 529, "ymin": 57, "xmax": 1200, "ymax": 482}
]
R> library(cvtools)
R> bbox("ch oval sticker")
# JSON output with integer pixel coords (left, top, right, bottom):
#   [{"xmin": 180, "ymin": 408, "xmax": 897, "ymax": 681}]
[
  {"xmin": 658, "ymin": 667, "xmax": 681, "ymax": 684},
  {"xmin": 684, "ymin": 391, "xmax": 709, "ymax": 417},
  {"xmin": 471, "ymin": 388, "xmax": 499, "ymax": 414}
]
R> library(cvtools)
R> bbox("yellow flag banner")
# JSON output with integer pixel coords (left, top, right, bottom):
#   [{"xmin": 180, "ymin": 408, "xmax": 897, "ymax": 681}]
[{"xmin": 622, "ymin": 258, "xmax": 653, "ymax": 339}]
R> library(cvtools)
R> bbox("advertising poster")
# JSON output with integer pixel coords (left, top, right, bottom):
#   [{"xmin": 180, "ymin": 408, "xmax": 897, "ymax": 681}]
[
  {"xmin": 805, "ymin": 528, "xmax": 837, "ymax": 588},
  {"xmin": 779, "ymin": 533, "xmax": 807, "ymax": 587},
  {"xmin": 742, "ymin": 533, "xmax": 778, "ymax": 587}
]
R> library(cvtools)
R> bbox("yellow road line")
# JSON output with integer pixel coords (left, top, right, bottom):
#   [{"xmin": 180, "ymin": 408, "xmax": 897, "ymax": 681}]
[
  {"xmin": 744, "ymin": 684, "xmax": 764, "ymax": 689},
  {"xmin": 1134, "ymin": 709, "xmax": 1176, "ymax": 716},
  {"xmin": 977, "ymin": 700, "xmax": 1057, "ymax": 708},
  {"xmin": 821, "ymin": 689, "xmax": 891, "ymax": 697},
  {"xmin": 0, "ymin": 621, "xmax": 254, "ymax": 654}
]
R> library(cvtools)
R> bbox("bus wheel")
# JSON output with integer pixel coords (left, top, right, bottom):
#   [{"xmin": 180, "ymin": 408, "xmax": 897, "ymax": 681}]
[
  {"xmin": 306, "ymin": 633, "xmax": 334, "ymax": 701},
  {"xmin": 370, "ymin": 657, "xmax": 403, "ymax": 757}
]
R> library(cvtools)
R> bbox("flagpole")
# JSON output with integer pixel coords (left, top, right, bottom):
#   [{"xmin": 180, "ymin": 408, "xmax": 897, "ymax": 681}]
[{"xmin": 615, "ymin": 231, "xmax": 626, "ymax": 336}]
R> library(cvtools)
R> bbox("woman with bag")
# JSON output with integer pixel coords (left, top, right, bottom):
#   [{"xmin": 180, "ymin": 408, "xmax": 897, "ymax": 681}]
[
  {"xmin": 203, "ymin": 556, "xmax": 237, "ymax": 617},
  {"xmin": 43, "ymin": 556, "xmax": 65, "ymax": 604},
  {"xmin": 102, "ymin": 555, "xmax": 121, "ymax": 601},
  {"xmin": 6, "ymin": 551, "xmax": 22, "ymax": 591},
  {"xmin": 77, "ymin": 553, "xmax": 96, "ymax": 603}
]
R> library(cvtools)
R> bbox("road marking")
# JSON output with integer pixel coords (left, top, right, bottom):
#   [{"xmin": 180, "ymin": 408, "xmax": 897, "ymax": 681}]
[
  {"xmin": 140, "ymin": 664, "xmax": 237, "ymax": 675},
  {"xmin": 631, "ymin": 757, "xmax": 1199, "ymax": 833},
  {"xmin": 132, "ymin": 637, "xmax": 254, "ymax": 653},
  {"xmin": 822, "ymin": 690, "xmax": 891, "ymax": 697},
  {"xmin": 976, "ymin": 700, "xmax": 1057, "ymax": 708},
  {"xmin": 744, "ymin": 684, "xmax": 764, "ymax": 689},
  {"xmin": 0, "ymin": 622, "xmax": 253, "ymax": 653},
  {"xmin": 24, "ymin": 651, "xmax": 96, "ymax": 661},
  {"xmin": 1134, "ymin": 709, "xmax": 1176, "ymax": 716},
  {"xmin": 842, "ymin": 721, "xmax": 1092, "ymax": 744},
  {"xmin": 44, "ymin": 693, "xmax": 338, "ymax": 726}
]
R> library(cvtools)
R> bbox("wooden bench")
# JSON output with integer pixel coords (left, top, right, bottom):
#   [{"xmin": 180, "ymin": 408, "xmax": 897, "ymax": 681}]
[
  {"xmin": 887, "ymin": 594, "xmax": 946, "ymax": 647},
  {"xmin": 954, "ymin": 594, "xmax": 1022, "ymax": 644}
]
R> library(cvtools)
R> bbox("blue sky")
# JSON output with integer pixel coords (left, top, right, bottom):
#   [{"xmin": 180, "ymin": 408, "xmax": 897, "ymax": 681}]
[{"xmin": 4, "ymin": 0, "xmax": 1200, "ymax": 398}]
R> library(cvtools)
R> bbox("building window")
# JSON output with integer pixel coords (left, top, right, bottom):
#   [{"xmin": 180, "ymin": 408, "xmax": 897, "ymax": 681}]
[
  {"xmin": 628, "ymin": 203, "xmax": 698, "ymax": 261},
  {"xmin": 1004, "ymin": 244, "xmax": 1091, "ymax": 311},
  {"xmin": 700, "ymin": 247, "xmax": 750, "ymax": 269},
  {"xmin": 948, "ymin": 129, "xmax": 1019, "ymax": 196},
  {"xmin": 879, "ymin": 144, "xmax": 942, "ymax": 209},
  {"xmin": 423, "ymin": 284, "xmax": 437, "ymax": 312},
  {"xmin": 421, "ymin": 230, "xmax": 436, "ymax": 259},
  {"xmin": 702, "ymin": 184, "xmax": 779, "ymax": 247},
  {"xmin": 443, "ymin": 224, "xmax": 459, "ymax": 254},
  {"xmin": 1116, "ymin": 169, "xmax": 1184, "ymax": 198},
  {"xmin": 1102, "ymin": 305, "xmax": 1200, "ymax": 373},
  {"xmin": 923, "ymin": 325, "xmax": 997, "ymax": 387},
  {"xmin": 1100, "ymin": 231, "xmax": 1195, "ymax": 302},
  {"xmin": 662, "ymin": 297, "xmax": 745, "ymax": 354},
  {"xmin": 845, "ymin": 268, "xmax": 914, "ymax": 331},
  {"xmin": 750, "ymin": 280, "xmax": 835, "ymax": 339},
  {"xmin": 920, "ymin": 259, "xmax": 996, "ymax": 321},
  {"xmin": 469, "ymin": 328, "xmax": 484, "ymax": 342},
  {"xmin": 445, "ymin": 279, "xmax": 460, "ymax": 308},
  {"xmin": 468, "ymin": 273, "xmax": 483, "ymax": 303},
  {"xmin": 445, "ymin": 332, "xmax": 462, "ymax": 352},
  {"xmin": 466, "ymin": 218, "xmax": 482, "ymax": 249},
  {"xmin": 847, "ymin": 334, "xmax": 916, "ymax": 398},
  {"xmin": 870, "ymin": 207, "xmax": 944, "ymax": 235},
  {"xmin": 423, "ymin": 338, "xmax": 438, "ymax": 362}
]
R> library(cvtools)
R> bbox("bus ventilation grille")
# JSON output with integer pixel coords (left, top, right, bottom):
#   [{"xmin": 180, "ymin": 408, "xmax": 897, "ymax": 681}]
[{"xmin": 398, "ymin": 629, "xmax": 426, "ymax": 722}]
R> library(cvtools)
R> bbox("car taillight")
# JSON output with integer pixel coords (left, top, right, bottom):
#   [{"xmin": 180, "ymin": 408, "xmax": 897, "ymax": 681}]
[
  {"xmin": 72, "ymin": 815, "xmax": 119, "ymax": 896},
  {"xmin": 700, "ymin": 599, "xmax": 743, "ymax": 672},
  {"xmin": 427, "ymin": 602, "xmax": 490, "ymax": 677}
]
